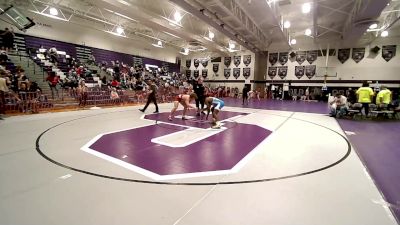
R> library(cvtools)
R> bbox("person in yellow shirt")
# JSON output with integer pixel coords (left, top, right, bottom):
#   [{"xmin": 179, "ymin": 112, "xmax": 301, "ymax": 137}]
[
  {"xmin": 356, "ymin": 82, "xmax": 374, "ymax": 116},
  {"xmin": 376, "ymin": 86, "xmax": 391, "ymax": 109}
]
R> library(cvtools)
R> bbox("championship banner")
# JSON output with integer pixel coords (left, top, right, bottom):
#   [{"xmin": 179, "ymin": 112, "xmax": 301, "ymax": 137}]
[
  {"xmin": 243, "ymin": 68, "xmax": 251, "ymax": 79},
  {"xmin": 224, "ymin": 57, "xmax": 232, "ymax": 67},
  {"xmin": 278, "ymin": 52, "xmax": 288, "ymax": 65},
  {"xmin": 296, "ymin": 51, "xmax": 306, "ymax": 65},
  {"xmin": 233, "ymin": 68, "xmax": 240, "ymax": 79},
  {"xmin": 278, "ymin": 66, "xmax": 288, "ymax": 79},
  {"xmin": 352, "ymin": 48, "xmax": 365, "ymax": 63},
  {"xmin": 201, "ymin": 60, "xmax": 208, "ymax": 67},
  {"xmin": 306, "ymin": 50, "xmax": 318, "ymax": 64},
  {"xmin": 202, "ymin": 69, "xmax": 208, "ymax": 78},
  {"xmin": 305, "ymin": 65, "xmax": 316, "ymax": 79},
  {"xmin": 295, "ymin": 66, "xmax": 305, "ymax": 79},
  {"xmin": 338, "ymin": 49, "xmax": 350, "ymax": 64},
  {"xmin": 268, "ymin": 67, "xmax": 277, "ymax": 79},
  {"xmin": 224, "ymin": 68, "xmax": 231, "ymax": 79},
  {"xmin": 234, "ymin": 55, "xmax": 241, "ymax": 67},
  {"xmin": 269, "ymin": 53, "xmax": 278, "ymax": 65},
  {"xmin": 194, "ymin": 59, "xmax": 200, "ymax": 68},
  {"xmin": 382, "ymin": 45, "xmax": 396, "ymax": 62},
  {"xmin": 243, "ymin": 55, "xmax": 251, "ymax": 66},
  {"xmin": 212, "ymin": 64, "xmax": 219, "ymax": 73},
  {"xmin": 193, "ymin": 70, "xmax": 199, "ymax": 78},
  {"xmin": 185, "ymin": 59, "xmax": 191, "ymax": 68},
  {"xmin": 185, "ymin": 70, "xmax": 191, "ymax": 78}
]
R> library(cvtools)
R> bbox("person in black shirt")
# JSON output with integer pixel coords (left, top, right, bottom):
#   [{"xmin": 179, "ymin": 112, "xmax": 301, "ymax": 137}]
[
  {"xmin": 242, "ymin": 85, "xmax": 249, "ymax": 105},
  {"xmin": 1, "ymin": 28, "xmax": 14, "ymax": 52},
  {"xmin": 194, "ymin": 78, "xmax": 205, "ymax": 116},
  {"xmin": 139, "ymin": 79, "xmax": 159, "ymax": 113}
]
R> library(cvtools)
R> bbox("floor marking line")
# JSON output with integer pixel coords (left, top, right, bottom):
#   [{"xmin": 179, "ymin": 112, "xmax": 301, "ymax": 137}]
[
  {"xmin": 35, "ymin": 107, "xmax": 352, "ymax": 185},
  {"xmin": 335, "ymin": 118, "xmax": 398, "ymax": 223},
  {"xmin": 172, "ymin": 185, "xmax": 218, "ymax": 225}
]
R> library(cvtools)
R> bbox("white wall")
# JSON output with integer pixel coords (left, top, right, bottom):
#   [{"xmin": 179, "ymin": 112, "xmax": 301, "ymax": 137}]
[
  {"xmin": 0, "ymin": 12, "xmax": 178, "ymax": 63},
  {"xmin": 183, "ymin": 50, "xmax": 255, "ymax": 89},
  {"xmin": 266, "ymin": 37, "xmax": 400, "ymax": 87}
]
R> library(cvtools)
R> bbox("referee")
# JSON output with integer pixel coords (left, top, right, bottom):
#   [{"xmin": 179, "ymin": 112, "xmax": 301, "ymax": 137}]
[
  {"xmin": 193, "ymin": 78, "xmax": 205, "ymax": 116},
  {"xmin": 139, "ymin": 79, "xmax": 159, "ymax": 113}
]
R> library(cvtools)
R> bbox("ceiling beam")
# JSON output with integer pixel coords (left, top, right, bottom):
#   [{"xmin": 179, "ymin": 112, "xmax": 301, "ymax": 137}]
[{"xmin": 169, "ymin": 0, "xmax": 260, "ymax": 53}]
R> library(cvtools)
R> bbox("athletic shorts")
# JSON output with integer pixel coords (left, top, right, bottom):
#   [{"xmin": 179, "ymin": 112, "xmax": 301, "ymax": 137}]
[
  {"xmin": 175, "ymin": 94, "xmax": 182, "ymax": 102},
  {"xmin": 212, "ymin": 98, "xmax": 224, "ymax": 110}
]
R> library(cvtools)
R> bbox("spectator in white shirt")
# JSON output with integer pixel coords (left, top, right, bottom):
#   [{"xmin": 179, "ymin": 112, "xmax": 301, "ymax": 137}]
[{"xmin": 329, "ymin": 93, "xmax": 348, "ymax": 117}]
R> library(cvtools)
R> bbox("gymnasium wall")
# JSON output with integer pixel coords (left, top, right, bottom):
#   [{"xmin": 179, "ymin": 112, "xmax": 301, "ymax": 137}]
[
  {"xmin": 266, "ymin": 37, "xmax": 400, "ymax": 88},
  {"xmin": 182, "ymin": 50, "xmax": 256, "ymax": 89}
]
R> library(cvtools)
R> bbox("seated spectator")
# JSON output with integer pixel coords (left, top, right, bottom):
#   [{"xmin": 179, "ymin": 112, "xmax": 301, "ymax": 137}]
[
  {"xmin": 0, "ymin": 48, "xmax": 8, "ymax": 65},
  {"xmin": 329, "ymin": 93, "xmax": 348, "ymax": 117},
  {"xmin": 17, "ymin": 69, "xmax": 30, "ymax": 90},
  {"xmin": 110, "ymin": 78, "xmax": 120, "ymax": 88},
  {"xmin": 110, "ymin": 87, "xmax": 119, "ymax": 100},
  {"xmin": 87, "ymin": 54, "xmax": 95, "ymax": 65},
  {"xmin": 29, "ymin": 81, "xmax": 42, "ymax": 93},
  {"xmin": 376, "ymin": 86, "xmax": 391, "ymax": 110}
]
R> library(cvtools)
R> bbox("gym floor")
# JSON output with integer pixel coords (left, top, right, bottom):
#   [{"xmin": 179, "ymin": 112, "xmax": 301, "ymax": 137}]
[{"xmin": 0, "ymin": 100, "xmax": 399, "ymax": 225}]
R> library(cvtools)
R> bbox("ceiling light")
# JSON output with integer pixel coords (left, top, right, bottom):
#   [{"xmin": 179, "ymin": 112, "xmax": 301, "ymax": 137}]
[
  {"xmin": 49, "ymin": 7, "xmax": 58, "ymax": 16},
  {"xmin": 302, "ymin": 3, "xmax": 311, "ymax": 14},
  {"xmin": 208, "ymin": 31, "xmax": 215, "ymax": 39},
  {"xmin": 152, "ymin": 41, "xmax": 164, "ymax": 48},
  {"xmin": 290, "ymin": 39, "xmax": 297, "ymax": 45},
  {"xmin": 369, "ymin": 23, "xmax": 378, "ymax": 29},
  {"xmin": 229, "ymin": 42, "xmax": 235, "ymax": 49},
  {"xmin": 116, "ymin": 26, "xmax": 124, "ymax": 34},
  {"xmin": 180, "ymin": 48, "xmax": 189, "ymax": 55},
  {"xmin": 305, "ymin": 28, "xmax": 312, "ymax": 36},
  {"xmin": 284, "ymin": 21, "xmax": 291, "ymax": 28},
  {"xmin": 381, "ymin": 30, "xmax": 389, "ymax": 37},
  {"xmin": 174, "ymin": 11, "xmax": 182, "ymax": 22}
]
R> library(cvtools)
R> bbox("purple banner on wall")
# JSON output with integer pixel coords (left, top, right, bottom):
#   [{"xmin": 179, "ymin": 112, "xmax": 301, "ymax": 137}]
[
  {"xmin": 306, "ymin": 50, "xmax": 318, "ymax": 64},
  {"xmin": 212, "ymin": 64, "xmax": 219, "ymax": 73},
  {"xmin": 202, "ymin": 69, "xmax": 208, "ymax": 78},
  {"xmin": 352, "ymin": 48, "xmax": 365, "ymax": 63},
  {"xmin": 243, "ymin": 55, "xmax": 251, "ymax": 66},
  {"xmin": 305, "ymin": 65, "xmax": 316, "ymax": 79},
  {"xmin": 278, "ymin": 52, "xmax": 288, "ymax": 65},
  {"xmin": 233, "ymin": 68, "xmax": 240, "ymax": 79},
  {"xmin": 234, "ymin": 55, "xmax": 241, "ymax": 67},
  {"xmin": 185, "ymin": 70, "xmax": 191, "ymax": 78},
  {"xmin": 224, "ymin": 57, "xmax": 231, "ymax": 67},
  {"xmin": 193, "ymin": 70, "xmax": 199, "ymax": 78},
  {"xmin": 201, "ymin": 60, "xmax": 208, "ymax": 67},
  {"xmin": 382, "ymin": 45, "xmax": 396, "ymax": 62},
  {"xmin": 338, "ymin": 49, "xmax": 350, "ymax": 64},
  {"xmin": 295, "ymin": 66, "xmax": 305, "ymax": 79},
  {"xmin": 278, "ymin": 66, "xmax": 288, "ymax": 79},
  {"xmin": 243, "ymin": 68, "xmax": 251, "ymax": 79},
  {"xmin": 296, "ymin": 51, "xmax": 306, "ymax": 65},
  {"xmin": 268, "ymin": 67, "xmax": 277, "ymax": 79},
  {"xmin": 224, "ymin": 69, "xmax": 231, "ymax": 79},
  {"xmin": 269, "ymin": 53, "xmax": 278, "ymax": 66},
  {"xmin": 194, "ymin": 59, "xmax": 200, "ymax": 68}
]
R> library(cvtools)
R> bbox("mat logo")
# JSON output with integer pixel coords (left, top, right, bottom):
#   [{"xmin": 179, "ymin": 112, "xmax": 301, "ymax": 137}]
[{"xmin": 82, "ymin": 113, "xmax": 272, "ymax": 180}]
